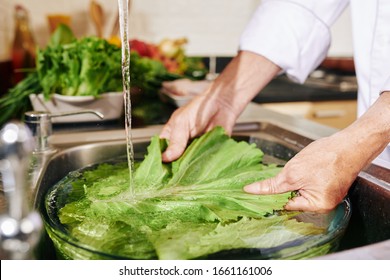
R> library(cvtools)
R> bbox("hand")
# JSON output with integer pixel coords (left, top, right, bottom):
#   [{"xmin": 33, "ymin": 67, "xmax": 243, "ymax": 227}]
[
  {"xmin": 244, "ymin": 134, "xmax": 359, "ymax": 213},
  {"xmin": 160, "ymin": 51, "xmax": 281, "ymax": 162},
  {"xmin": 244, "ymin": 92, "xmax": 390, "ymax": 213},
  {"xmin": 159, "ymin": 91, "xmax": 238, "ymax": 162}
]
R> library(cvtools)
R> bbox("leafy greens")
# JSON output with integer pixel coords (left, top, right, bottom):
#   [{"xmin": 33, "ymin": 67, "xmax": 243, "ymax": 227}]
[
  {"xmin": 47, "ymin": 127, "xmax": 324, "ymax": 260},
  {"xmin": 37, "ymin": 25, "xmax": 123, "ymax": 98},
  {"xmin": 0, "ymin": 24, "xmax": 205, "ymax": 126}
]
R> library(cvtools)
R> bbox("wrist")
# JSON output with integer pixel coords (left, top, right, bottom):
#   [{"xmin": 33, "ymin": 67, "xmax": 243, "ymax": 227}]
[
  {"xmin": 207, "ymin": 51, "xmax": 280, "ymax": 117},
  {"xmin": 339, "ymin": 92, "xmax": 390, "ymax": 168}
]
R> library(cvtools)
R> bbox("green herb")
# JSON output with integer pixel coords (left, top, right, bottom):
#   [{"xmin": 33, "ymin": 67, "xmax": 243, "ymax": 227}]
[
  {"xmin": 48, "ymin": 24, "xmax": 76, "ymax": 47},
  {"xmin": 47, "ymin": 127, "xmax": 325, "ymax": 260},
  {"xmin": 0, "ymin": 25, "xmax": 123, "ymax": 125},
  {"xmin": 129, "ymin": 51, "xmax": 181, "ymax": 96},
  {"xmin": 0, "ymin": 25, "xmax": 203, "ymax": 125},
  {"xmin": 0, "ymin": 72, "xmax": 41, "ymax": 125},
  {"xmin": 37, "ymin": 37, "xmax": 123, "ymax": 99}
]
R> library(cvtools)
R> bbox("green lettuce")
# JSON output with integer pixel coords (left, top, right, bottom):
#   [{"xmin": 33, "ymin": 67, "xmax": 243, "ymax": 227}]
[
  {"xmin": 37, "ymin": 36, "xmax": 123, "ymax": 98},
  {"xmin": 48, "ymin": 127, "xmax": 325, "ymax": 260}
]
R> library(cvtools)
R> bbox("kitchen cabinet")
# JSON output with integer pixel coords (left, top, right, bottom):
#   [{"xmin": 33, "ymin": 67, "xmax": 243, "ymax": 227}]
[{"xmin": 261, "ymin": 99, "xmax": 357, "ymax": 129}]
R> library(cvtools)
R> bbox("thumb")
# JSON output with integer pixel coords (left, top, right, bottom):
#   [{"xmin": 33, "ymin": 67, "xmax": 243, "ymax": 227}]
[
  {"xmin": 161, "ymin": 129, "xmax": 189, "ymax": 162},
  {"xmin": 243, "ymin": 174, "xmax": 293, "ymax": 195},
  {"xmin": 161, "ymin": 142, "xmax": 186, "ymax": 162}
]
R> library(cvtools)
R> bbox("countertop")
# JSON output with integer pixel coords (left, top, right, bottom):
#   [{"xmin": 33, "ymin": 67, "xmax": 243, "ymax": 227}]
[
  {"xmin": 253, "ymin": 73, "xmax": 357, "ymax": 104},
  {"xmin": 203, "ymin": 57, "xmax": 358, "ymax": 104},
  {"xmin": 50, "ymin": 103, "xmax": 339, "ymax": 148},
  {"xmin": 51, "ymin": 70, "xmax": 358, "ymax": 134}
]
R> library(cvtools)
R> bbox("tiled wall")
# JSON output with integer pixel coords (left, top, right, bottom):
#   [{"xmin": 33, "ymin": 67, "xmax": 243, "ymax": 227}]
[{"xmin": 0, "ymin": 0, "xmax": 353, "ymax": 61}]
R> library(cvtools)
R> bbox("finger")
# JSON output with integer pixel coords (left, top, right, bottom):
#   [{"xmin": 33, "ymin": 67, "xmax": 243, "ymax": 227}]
[
  {"xmin": 243, "ymin": 177, "xmax": 280, "ymax": 195},
  {"xmin": 286, "ymin": 194, "xmax": 337, "ymax": 213},
  {"xmin": 159, "ymin": 106, "xmax": 186, "ymax": 140},
  {"xmin": 243, "ymin": 175, "xmax": 295, "ymax": 195},
  {"xmin": 284, "ymin": 196, "xmax": 313, "ymax": 212},
  {"xmin": 161, "ymin": 127, "xmax": 189, "ymax": 162},
  {"xmin": 159, "ymin": 124, "xmax": 172, "ymax": 140}
]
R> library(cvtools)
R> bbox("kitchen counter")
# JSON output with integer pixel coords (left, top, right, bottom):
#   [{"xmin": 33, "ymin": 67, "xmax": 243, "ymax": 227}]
[
  {"xmin": 204, "ymin": 57, "xmax": 358, "ymax": 104},
  {"xmin": 253, "ymin": 73, "xmax": 357, "ymax": 103},
  {"xmin": 51, "ymin": 69, "xmax": 358, "ymax": 134},
  {"xmin": 50, "ymin": 103, "xmax": 338, "ymax": 148}
]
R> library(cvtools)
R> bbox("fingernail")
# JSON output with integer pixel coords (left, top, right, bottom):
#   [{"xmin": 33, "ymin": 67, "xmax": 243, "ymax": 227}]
[
  {"xmin": 162, "ymin": 150, "xmax": 173, "ymax": 162},
  {"xmin": 159, "ymin": 133, "xmax": 167, "ymax": 139},
  {"xmin": 164, "ymin": 150, "xmax": 172, "ymax": 157},
  {"xmin": 243, "ymin": 183, "xmax": 257, "ymax": 193}
]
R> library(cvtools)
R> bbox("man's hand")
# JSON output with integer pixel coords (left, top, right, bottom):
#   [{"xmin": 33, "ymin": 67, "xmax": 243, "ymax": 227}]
[
  {"xmin": 244, "ymin": 92, "xmax": 390, "ymax": 212},
  {"xmin": 159, "ymin": 93, "xmax": 237, "ymax": 162},
  {"xmin": 160, "ymin": 51, "xmax": 281, "ymax": 162},
  {"xmin": 244, "ymin": 135, "xmax": 357, "ymax": 212}
]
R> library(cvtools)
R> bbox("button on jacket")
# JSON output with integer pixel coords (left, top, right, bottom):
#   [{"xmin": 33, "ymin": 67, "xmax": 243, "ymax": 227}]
[{"xmin": 240, "ymin": 0, "xmax": 390, "ymax": 169}]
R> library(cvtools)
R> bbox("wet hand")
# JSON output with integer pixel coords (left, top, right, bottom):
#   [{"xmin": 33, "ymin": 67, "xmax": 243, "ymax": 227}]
[
  {"xmin": 160, "ymin": 51, "xmax": 283, "ymax": 162},
  {"xmin": 160, "ymin": 94, "xmax": 238, "ymax": 162},
  {"xmin": 243, "ymin": 135, "xmax": 359, "ymax": 213}
]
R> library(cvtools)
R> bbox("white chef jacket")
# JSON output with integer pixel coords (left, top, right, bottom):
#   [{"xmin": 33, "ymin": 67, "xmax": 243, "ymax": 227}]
[{"xmin": 239, "ymin": 0, "xmax": 390, "ymax": 169}]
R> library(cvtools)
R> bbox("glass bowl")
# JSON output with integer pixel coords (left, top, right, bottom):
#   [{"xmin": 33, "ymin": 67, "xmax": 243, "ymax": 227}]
[{"xmin": 42, "ymin": 159, "xmax": 352, "ymax": 260}]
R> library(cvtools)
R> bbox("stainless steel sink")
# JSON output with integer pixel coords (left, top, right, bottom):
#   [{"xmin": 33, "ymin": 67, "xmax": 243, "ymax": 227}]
[
  {"xmin": 32, "ymin": 105, "xmax": 390, "ymax": 259},
  {"xmin": 33, "ymin": 121, "xmax": 315, "ymax": 259}
]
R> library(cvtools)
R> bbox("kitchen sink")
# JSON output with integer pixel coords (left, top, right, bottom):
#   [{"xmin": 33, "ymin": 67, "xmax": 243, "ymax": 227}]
[
  {"xmin": 31, "ymin": 106, "xmax": 389, "ymax": 259},
  {"xmin": 328, "ymin": 164, "xmax": 390, "ymax": 258},
  {"xmin": 33, "ymin": 122, "xmax": 339, "ymax": 259}
]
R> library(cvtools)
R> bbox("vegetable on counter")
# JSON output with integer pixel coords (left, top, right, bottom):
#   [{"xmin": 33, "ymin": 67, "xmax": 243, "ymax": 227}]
[
  {"xmin": 0, "ymin": 24, "xmax": 123, "ymax": 125},
  {"xmin": 37, "ymin": 25, "xmax": 123, "ymax": 99},
  {"xmin": 129, "ymin": 51, "xmax": 179, "ymax": 96},
  {"xmin": 0, "ymin": 72, "xmax": 41, "ymax": 125},
  {"xmin": 130, "ymin": 38, "xmax": 207, "ymax": 79},
  {"xmin": 0, "ymin": 24, "xmax": 207, "ymax": 126},
  {"xmin": 129, "ymin": 38, "xmax": 207, "ymax": 124},
  {"xmin": 48, "ymin": 127, "xmax": 325, "ymax": 260}
]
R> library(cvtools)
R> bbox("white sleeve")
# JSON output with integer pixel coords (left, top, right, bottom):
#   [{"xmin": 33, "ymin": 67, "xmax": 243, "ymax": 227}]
[
  {"xmin": 239, "ymin": 0, "xmax": 349, "ymax": 83},
  {"xmin": 381, "ymin": 76, "xmax": 390, "ymax": 94}
]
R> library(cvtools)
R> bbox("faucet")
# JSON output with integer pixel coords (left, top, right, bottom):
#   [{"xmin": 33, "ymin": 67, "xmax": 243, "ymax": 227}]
[
  {"xmin": 0, "ymin": 110, "xmax": 104, "ymax": 259},
  {"xmin": 0, "ymin": 122, "xmax": 42, "ymax": 259},
  {"xmin": 24, "ymin": 110, "xmax": 104, "ymax": 188},
  {"xmin": 24, "ymin": 110, "xmax": 104, "ymax": 153}
]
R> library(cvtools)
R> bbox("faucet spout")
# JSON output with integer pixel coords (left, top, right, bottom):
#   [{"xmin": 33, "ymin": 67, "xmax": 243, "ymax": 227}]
[{"xmin": 25, "ymin": 110, "xmax": 104, "ymax": 153}]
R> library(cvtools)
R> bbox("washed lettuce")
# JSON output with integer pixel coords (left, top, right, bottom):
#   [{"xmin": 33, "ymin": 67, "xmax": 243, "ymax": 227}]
[{"xmin": 48, "ymin": 127, "xmax": 325, "ymax": 260}]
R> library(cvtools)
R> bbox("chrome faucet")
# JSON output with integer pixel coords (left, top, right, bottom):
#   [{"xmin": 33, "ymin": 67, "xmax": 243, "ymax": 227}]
[
  {"xmin": 0, "ymin": 111, "xmax": 104, "ymax": 259},
  {"xmin": 0, "ymin": 122, "xmax": 42, "ymax": 259},
  {"xmin": 24, "ymin": 110, "xmax": 104, "ymax": 153},
  {"xmin": 24, "ymin": 110, "xmax": 104, "ymax": 209}
]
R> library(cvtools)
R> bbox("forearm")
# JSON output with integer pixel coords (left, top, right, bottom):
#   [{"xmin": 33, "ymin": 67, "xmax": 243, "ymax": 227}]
[
  {"xmin": 205, "ymin": 50, "xmax": 281, "ymax": 119},
  {"xmin": 336, "ymin": 91, "xmax": 390, "ymax": 170}
]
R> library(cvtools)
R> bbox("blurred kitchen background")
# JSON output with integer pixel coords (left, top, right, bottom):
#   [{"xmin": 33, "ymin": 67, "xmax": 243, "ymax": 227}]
[
  {"xmin": 0, "ymin": 0, "xmax": 356, "ymax": 129},
  {"xmin": 0, "ymin": 0, "xmax": 353, "ymax": 57}
]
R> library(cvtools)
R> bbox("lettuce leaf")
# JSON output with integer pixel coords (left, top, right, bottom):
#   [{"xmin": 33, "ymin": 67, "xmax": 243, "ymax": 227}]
[
  {"xmin": 51, "ymin": 127, "xmax": 324, "ymax": 260},
  {"xmin": 152, "ymin": 216, "xmax": 323, "ymax": 260}
]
